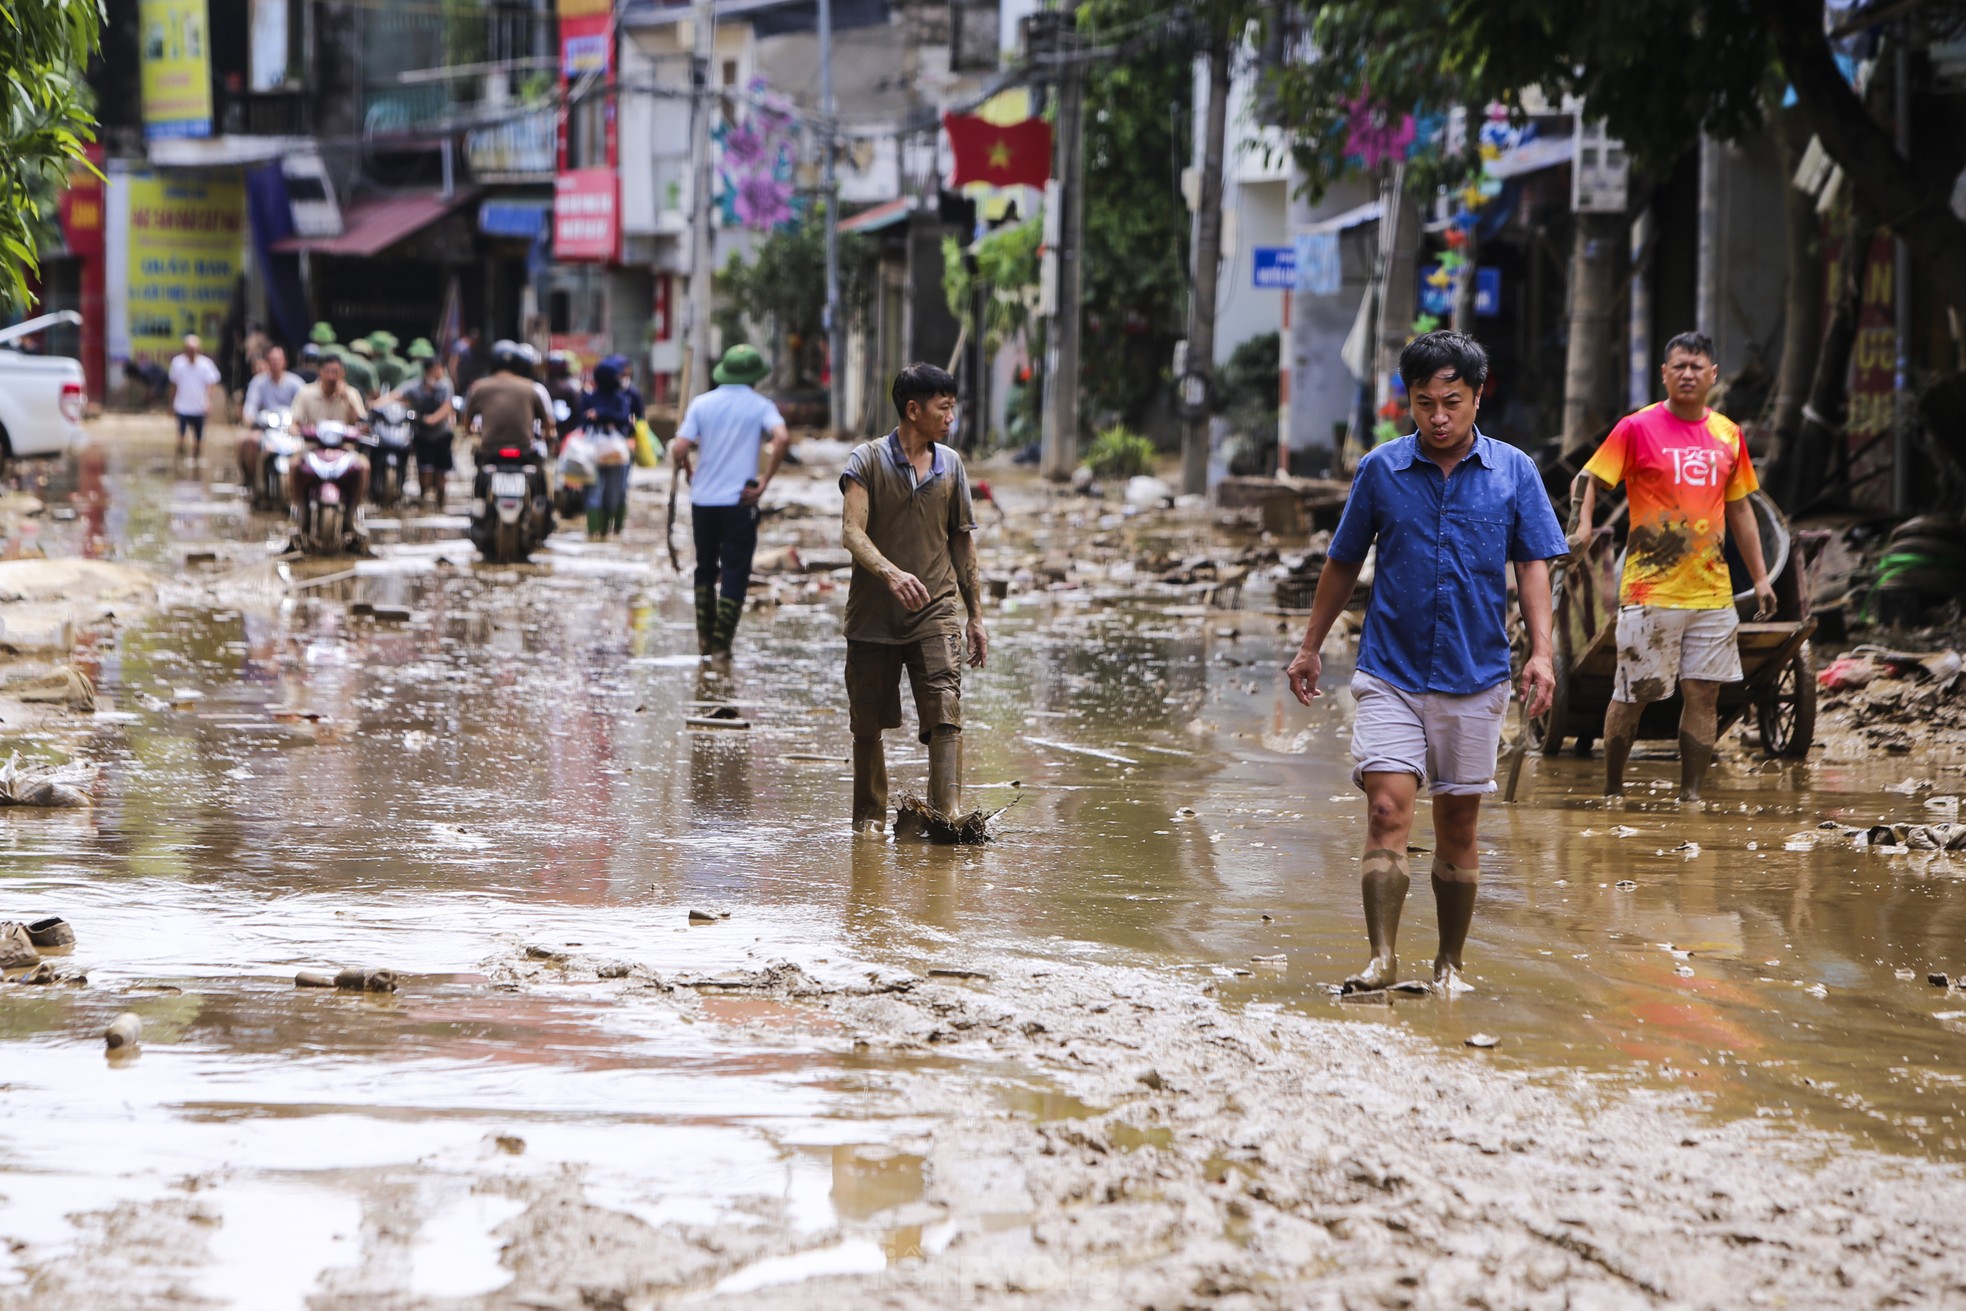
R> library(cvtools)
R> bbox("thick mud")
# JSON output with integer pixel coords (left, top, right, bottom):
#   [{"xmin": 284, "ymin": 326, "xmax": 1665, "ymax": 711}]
[{"xmin": 1, "ymin": 416, "xmax": 1964, "ymax": 1308}]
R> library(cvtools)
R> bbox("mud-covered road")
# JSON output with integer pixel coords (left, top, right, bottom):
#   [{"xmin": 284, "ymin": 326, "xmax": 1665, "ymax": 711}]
[{"xmin": 3, "ymin": 416, "xmax": 1965, "ymax": 1309}]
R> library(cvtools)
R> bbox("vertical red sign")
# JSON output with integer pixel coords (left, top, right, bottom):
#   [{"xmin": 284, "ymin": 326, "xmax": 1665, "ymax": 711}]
[{"xmin": 553, "ymin": 168, "xmax": 618, "ymax": 262}]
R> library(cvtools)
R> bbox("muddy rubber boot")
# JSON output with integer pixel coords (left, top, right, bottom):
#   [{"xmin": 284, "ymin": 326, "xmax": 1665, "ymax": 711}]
[
  {"xmin": 694, "ymin": 584, "xmax": 718, "ymax": 655},
  {"xmin": 711, "ymin": 595, "xmax": 744, "ymax": 655},
  {"xmin": 927, "ymin": 727, "xmax": 963, "ymax": 817},
  {"xmin": 1343, "ymin": 848, "xmax": 1410, "ymax": 992},
  {"xmin": 586, "ymin": 509, "xmax": 603, "ymax": 539},
  {"xmin": 1678, "ymin": 732, "xmax": 1714, "ymax": 804},
  {"xmin": 610, "ymin": 505, "xmax": 626, "ymax": 536},
  {"xmin": 1431, "ymin": 860, "xmax": 1480, "ymax": 993},
  {"xmin": 852, "ymin": 734, "xmax": 888, "ymax": 832}
]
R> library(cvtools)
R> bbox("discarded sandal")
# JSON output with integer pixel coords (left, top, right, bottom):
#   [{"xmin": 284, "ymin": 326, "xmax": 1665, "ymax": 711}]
[{"xmin": 24, "ymin": 916, "xmax": 74, "ymax": 948}]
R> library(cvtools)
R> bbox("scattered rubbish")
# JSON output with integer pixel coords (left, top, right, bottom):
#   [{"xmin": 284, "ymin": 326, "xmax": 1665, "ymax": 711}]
[
  {"xmin": 1674, "ymin": 841, "xmax": 1701, "ymax": 856},
  {"xmin": 1338, "ymin": 988, "xmax": 1392, "ymax": 1006},
  {"xmin": 1389, "ymin": 979, "xmax": 1435, "ymax": 996},
  {"xmin": 7, "ymin": 665, "xmax": 95, "ymax": 710},
  {"xmin": 1936, "ymin": 1011, "xmax": 1966, "ymax": 1022},
  {"xmin": 1895, "ymin": 968, "xmax": 1916, "ymax": 981},
  {"xmin": 893, "ymin": 793, "xmax": 1012, "ymax": 844},
  {"xmin": 334, "ymin": 968, "xmax": 398, "ymax": 993},
  {"xmin": 927, "ymin": 966, "xmax": 991, "ymax": 980},
  {"xmin": 0, "ymin": 921, "xmax": 38, "ymax": 969},
  {"xmin": 0, "ymin": 752, "xmax": 94, "ymax": 807},
  {"xmin": 184, "ymin": 551, "xmax": 218, "ymax": 567},
  {"xmin": 105, "ymin": 1013, "xmax": 142, "ymax": 1050},
  {"xmin": 294, "ymin": 970, "xmax": 337, "ymax": 988},
  {"xmin": 1465, "ymin": 1033, "xmax": 1499, "ymax": 1048},
  {"xmin": 781, "ymin": 753, "xmax": 846, "ymax": 764},
  {"xmin": 1930, "ymin": 973, "xmax": 1950, "ymax": 988},
  {"xmin": 1806, "ymin": 983, "xmax": 1829, "ymax": 998},
  {"xmin": 370, "ymin": 604, "xmax": 412, "ymax": 622},
  {"xmin": 1615, "ymin": 880, "xmax": 1638, "ymax": 891},
  {"xmin": 491, "ymin": 1134, "xmax": 526, "ymax": 1155},
  {"xmin": 1250, "ymin": 954, "xmax": 1287, "ymax": 971},
  {"xmin": 1611, "ymin": 825, "xmax": 1640, "ymax": 838},
  {"xmin": 1675, "ymin": 964, "xmax": 1696, "ymax": 978},
  {"xmin": 686, "ymin": 705, "xmax": 750, "ymax": 731},
  {"xmin": 24, "ymin": 916, "xmax": 73, "ymax": 948},
  {"xmin": 687, "ymin": 908, "xmax": 728, "ymax": 924}
]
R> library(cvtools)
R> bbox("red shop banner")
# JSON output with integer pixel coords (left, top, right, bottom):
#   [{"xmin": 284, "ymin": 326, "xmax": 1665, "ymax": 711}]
[{"xmin": 554, "ymin": 167, "xmax": 618, "ymax": 262}]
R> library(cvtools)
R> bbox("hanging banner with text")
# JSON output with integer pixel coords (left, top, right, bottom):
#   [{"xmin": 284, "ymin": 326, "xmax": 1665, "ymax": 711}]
[
  {"xmin": 138, "ymin": 0, "xmax": 214, "ymax": 140},
  {"xmin": 1846, "ymin": 232, "xmax": 1897, "ymax": 512},
  {"xmin": 553, "ymin": 168, "xmax": 618, "ymax": 262},
  {"xmin": 125, "ymin": 171, "xmax": 244, "ymax": 364}
]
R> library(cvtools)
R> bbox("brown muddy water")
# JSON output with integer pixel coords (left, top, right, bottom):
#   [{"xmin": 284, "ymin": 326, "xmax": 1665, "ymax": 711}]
[{"xmin": 2, "ymin": 418, "xmax": 1965, "ymax": 1306}]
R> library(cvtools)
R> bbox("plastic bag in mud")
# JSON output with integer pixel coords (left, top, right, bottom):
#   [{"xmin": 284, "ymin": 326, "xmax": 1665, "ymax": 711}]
[{"xmin": 0, "ymin": 751, "xmax": 94, "ymax": 807}]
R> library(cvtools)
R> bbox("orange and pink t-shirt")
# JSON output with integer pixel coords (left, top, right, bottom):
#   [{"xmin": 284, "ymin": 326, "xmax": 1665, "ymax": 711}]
[{"xmin": 1582, "ymin": 403, "xmax": 1758, "ymax": 610}]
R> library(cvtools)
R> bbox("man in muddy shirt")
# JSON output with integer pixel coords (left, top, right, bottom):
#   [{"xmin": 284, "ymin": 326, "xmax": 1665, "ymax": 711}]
[
  {"xmin": 840, "ymin": 364, "xmax": 987, "ymax": 833},
  {"xmin": 1285, "ymin": 331, "xmax": 1565, "ymax": 994},
  {"xmin": 1570, "ymin": 331, "xmax": 1776, "ymax": 802}
]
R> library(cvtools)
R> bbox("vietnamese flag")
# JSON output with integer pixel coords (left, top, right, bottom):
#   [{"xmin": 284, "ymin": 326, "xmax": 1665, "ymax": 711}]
[{"xmin": 943, "ymin": 113, "xmax": 1052, "ymax": 189}]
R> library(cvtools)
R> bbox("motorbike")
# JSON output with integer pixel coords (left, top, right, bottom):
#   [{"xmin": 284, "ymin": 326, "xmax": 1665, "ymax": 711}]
[
  {"xmin": 363, "ymin": 400, "xmax": 416, "ymax": 509},
  {"xmin": 251, "ymin": 408, "xmax": 305, "ymax": 512},
  {"xmin": 470, "ymin": 439, "xmax": 549, "ymax": 564},
  {"xmin": 292, "ymin": 422, "xmax": 369, "ymax": 556}
]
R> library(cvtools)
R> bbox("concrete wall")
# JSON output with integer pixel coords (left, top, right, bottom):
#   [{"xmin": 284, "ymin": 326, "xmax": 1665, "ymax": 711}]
[
  {"xmin": 1286, "ymin": 174, "xmax": 1377, "ymax": 465},
  {"xmin": 1701, "ymin": 128, "xmax": 1788, "ymax": 381}
]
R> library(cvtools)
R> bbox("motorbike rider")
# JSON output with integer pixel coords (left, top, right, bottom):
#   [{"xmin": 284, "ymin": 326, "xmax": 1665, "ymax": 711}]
[
  {"xmin": 387, "ymin": 342, "xmax": 456, "ymax": 510},
  {"xmin": 289, "ymin": 355, "xmax": 370, "ymax": 510},
  {"xmin": 296, "ymin": 342, "xmax": 323, "ymax": 384},
  {"xmin": 462, "ymin": 339, "xmax": 554, "ymax": 524},
  {"xmin": 370, "ymin": 331, "xmax": 410, "ymax": 392},
  {"xmin": 237, "ymin": 345, "xmax": 301, "ymax": 488},
  {"xmin": 343, "ymin": 337, "xmax": 382, "ymax": 401}
]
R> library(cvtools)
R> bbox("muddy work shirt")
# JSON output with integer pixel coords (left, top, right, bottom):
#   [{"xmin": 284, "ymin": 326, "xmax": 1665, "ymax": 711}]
[
  {"xmin": 463, "ymin": 373, "xmax": 550, "ymax": 459},
  {"xmin": 841, "ymin": 432, "xmax": 978, "ymax": 645},
  {"xmin": 1582, "ymin": 402, "xmax": 1758, "ymax": 610},
  {"xmin": 1329, "ymin": 430, "xmax": 1567, "ymax": 696}
]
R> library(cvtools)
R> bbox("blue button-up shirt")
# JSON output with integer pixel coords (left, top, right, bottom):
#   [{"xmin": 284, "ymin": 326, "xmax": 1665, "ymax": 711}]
[{"xmin": 1328, "ymin": 430, "xmax": 1567, "ymax": 695}]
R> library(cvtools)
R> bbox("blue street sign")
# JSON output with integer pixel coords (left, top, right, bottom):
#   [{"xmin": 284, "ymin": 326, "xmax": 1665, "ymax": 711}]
[
  {"xmin": 1252, "ymin": 246, "xmax": 1297, "ymax": 290},
  {"xmin": 1418, "ymin": 265, "xmax": 1501, "ymax": 317}
]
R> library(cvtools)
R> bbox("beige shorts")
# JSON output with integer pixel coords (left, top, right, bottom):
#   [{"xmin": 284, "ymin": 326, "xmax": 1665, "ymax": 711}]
[
  {"xmin": 1612, "ymin": 604, "xmax": 1742, "ymax": 703},
  {"xmin": 1349, "ymin": 671, "xmax": 1510, "ymax": 796}
]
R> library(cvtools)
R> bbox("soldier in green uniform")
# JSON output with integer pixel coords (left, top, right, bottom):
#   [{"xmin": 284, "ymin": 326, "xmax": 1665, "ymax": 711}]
[
  {"xmin": 343, "ymin": 338, "xmax": 382, "ymax": 400},
  {"xmin": 308, "ymin": 322, "xmax": 346, "ymax": 366},
  {"xmin": 370, "ymin": 332, "xmax": 409, "ymax": 392}
]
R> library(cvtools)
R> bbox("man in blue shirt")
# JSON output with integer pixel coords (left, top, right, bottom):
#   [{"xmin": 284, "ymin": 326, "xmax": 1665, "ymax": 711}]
[
  {"xmin": 1285, "ymin": 331, "xmax": 1565, "ymax": 994},
  {"xmin": 670, "ymin": 344, "xmax": 791, "ymax": 657}
]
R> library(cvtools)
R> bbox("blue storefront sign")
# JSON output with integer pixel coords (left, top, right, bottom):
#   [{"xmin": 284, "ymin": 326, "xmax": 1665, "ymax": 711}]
[
  {"xmin": 1252, "ymin": 246, "xmax": 1297, "ymax": 291},
  {"xmin": 1418, "ymin": 265, "xmax": 1501, "ymax": 317}
]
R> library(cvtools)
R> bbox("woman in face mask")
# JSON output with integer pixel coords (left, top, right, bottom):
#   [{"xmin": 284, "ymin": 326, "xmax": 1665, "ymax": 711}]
[{"xmin": 577, "ymin": 360, "xmax": 637, "ymax": 538}]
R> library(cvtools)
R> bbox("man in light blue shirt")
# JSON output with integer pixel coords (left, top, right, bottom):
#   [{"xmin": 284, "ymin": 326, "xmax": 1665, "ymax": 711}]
[
  {"xmin": 1285, "ymin": 331, "xmax": 1565, "ymax": 995},
  {"xmin": 670, "ymin": 344, "xmax": 791, "ymax": 657}
]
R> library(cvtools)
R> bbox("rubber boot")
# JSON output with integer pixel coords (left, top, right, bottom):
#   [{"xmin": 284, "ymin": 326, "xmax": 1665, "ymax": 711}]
[
  {"xmin": 927, "ymin": 727, "xmax": 963, "ymax": 817},
  {"xmin": 586, "ymin": 509, "xmax": 603, "ymax": 539},
  {"xmin": 710, "ymin": 595, "xmax": 744, "ymax": 655},
  {"xmin": 852, "ymin": 734, "xmax": 888, "ymax": 832},
  {"xmin": 1678, "ymin": 732, "xmax": 1714, "ymax": 804},
  {"xmin": 1343, "ymin": 848, "xmax": 1410, "ymax": 992},
  {"xmin": 1431, "ymin": 859, "xmax": 1479, "ymax": 992},
  {"xmin": 610, "ymin": 504, "xmax": 627, "ymax": 536},
  {"xmin": 694, "ymin": 584, "xmax": 717, "ymax": 655}
]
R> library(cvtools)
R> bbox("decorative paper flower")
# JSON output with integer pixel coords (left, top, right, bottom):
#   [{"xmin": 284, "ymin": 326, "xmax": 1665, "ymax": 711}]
[
  {"xmin": 733, "ymin": 172, "xmax": 795, "ymax": 230},
  {"xmin": 1410, "ymin": 313, "xmax": 1441, "ymax": 335},
  {"xmin": 1343, "ymin": 89, "xmax": 1416, "ymax": 169}
]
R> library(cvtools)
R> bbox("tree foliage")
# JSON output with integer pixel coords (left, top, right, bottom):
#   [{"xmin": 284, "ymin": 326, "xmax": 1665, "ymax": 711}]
[
  {"xmin": 716, "ymin": 206, "xmax": 869, "ymax": 387},
  {"xmin": 1077, "ymin": 1, "xmax": 1193, "ymax": 431},
  {"xmin": 0, "ymin": 0, "xmax": 101, "ymax": 313},
  {"xmin": 940, "ymin": 218, "xmax": 1041, "ymax": 354}
]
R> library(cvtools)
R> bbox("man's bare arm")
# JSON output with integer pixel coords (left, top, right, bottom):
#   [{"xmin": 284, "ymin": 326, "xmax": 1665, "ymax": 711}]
[
  {"xmin": 951, "ymin": 528, "xmax": 988, "ymax": 667},
  {"xmin": 1282, "ymin": 557, "xmax": 1365, "ymax": 705},
  {"xmin": 1726, "ymin": 497, "xmax": 1778, "ymax": 618},
  {"xmin": 843, "ymin": 479, "xmax": 930, "ymax": 609},
  {"xmin": 1513, "ymin": 558, "xmax": 1557, "ymax": 719}
]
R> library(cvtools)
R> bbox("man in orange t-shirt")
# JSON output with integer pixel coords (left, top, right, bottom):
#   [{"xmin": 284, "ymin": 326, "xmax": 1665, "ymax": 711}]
[{"xmin": 1572, "ymin": 331, "xmax": 1777, "ymax": 802}]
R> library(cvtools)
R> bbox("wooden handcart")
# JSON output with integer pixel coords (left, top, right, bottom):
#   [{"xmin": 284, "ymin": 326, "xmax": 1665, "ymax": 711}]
[{"xmin": 1524, "ymin": 491, "xmax": 1828, "ymax": 759}]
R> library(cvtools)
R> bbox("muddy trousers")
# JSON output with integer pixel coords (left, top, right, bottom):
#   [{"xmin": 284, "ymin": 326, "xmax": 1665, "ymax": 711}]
[
  {"xmin": 852, "ymin": 728, "xmax": 961, "ymax": 829},
  {"xmin": 847, "ymin": 635, "xmax": 966, "ymax": 828},
  {"xmin": 692, "ymin": 503, "xmax": 759, "ymax": 654}
]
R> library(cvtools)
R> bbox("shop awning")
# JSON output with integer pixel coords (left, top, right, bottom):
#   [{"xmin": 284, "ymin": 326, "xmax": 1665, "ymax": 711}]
[
  {"xmin": 1485, "ymin": 135, "xmax": 1574, "ymax": 180},
  {"xmin": 1300, "ymin": 199, "xmax": 1384, "ymax": 235},
  {"xmin": 839, "ymin": 198, "xmax": 912, "ymax": 234},
  {"xmin": 272, "ymin": 190, "xmax": 478, "ymax": 257}
]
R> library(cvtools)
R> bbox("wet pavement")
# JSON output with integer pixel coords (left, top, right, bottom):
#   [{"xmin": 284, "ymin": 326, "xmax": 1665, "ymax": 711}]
[{"xmin": 2, "ymin": 416, "xmax": 1965, "ymax": 1306}]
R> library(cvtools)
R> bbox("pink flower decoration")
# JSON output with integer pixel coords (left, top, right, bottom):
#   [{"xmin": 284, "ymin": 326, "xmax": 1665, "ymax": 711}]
[{"xmin": 1344, "ymin": 89, "xmax": 1416, "ymax": 169}]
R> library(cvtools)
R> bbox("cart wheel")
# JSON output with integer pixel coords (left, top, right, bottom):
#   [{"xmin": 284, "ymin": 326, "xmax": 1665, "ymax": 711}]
[
  {"xmin": 1533, "ymin": 644, "xmax": 1572, "ymax": 756},
  {"xmin": 1756, "ymin": 642, "xmax": 1816, "ymax": 758}
]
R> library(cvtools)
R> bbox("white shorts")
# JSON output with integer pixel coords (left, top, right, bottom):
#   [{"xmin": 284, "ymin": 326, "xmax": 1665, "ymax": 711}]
[
  {"xmin": 1349, "ymin": 671, "xmax": 1510, "ymax": 796},
  {"xmin": 1613, "ymin": 604, "xmax": 1742, "ymax": 703}
]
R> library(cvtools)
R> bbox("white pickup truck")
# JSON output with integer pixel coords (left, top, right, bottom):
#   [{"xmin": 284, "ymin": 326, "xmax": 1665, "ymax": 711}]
[{"xmin": 0, "ymin": 311, "xmax": 87, "ymax": 459}]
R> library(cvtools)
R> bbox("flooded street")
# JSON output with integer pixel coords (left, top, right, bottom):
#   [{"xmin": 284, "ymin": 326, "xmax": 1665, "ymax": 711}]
[{"xmin": 5, "ymin": 416, "xmax": 1966, "ymax": 1308}]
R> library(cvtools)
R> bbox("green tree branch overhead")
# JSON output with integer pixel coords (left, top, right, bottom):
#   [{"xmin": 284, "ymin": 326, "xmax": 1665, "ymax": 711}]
[{"xmin": 0, "ymin": 0, "xmax": 102, "ymax": 314}]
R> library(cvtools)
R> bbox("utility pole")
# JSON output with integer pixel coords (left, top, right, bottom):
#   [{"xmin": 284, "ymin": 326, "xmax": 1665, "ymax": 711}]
[
  {"xmin": 820, "ymin": 0, "xmax": 843, "ymax": 436},
  {"xmin": 685, "ymin": 0, "xmax": 716, "ymax": 402},
  {"xmin": 1181, "ymin": 36, "xmax": 1230, "ymax": 496},
  {"xmin": 1561, "ymin": 212, "xmax": 1620, "ymax": 454},
  {"xmin": 1040, "ymin": 6, "xmax": 1084, "ymax": 482}
]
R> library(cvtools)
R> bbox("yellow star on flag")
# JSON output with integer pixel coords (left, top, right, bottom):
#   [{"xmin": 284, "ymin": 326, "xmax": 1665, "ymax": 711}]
[{"xmin": 987, "ymin": 139, "xmax": 1013, "ymax": 170}]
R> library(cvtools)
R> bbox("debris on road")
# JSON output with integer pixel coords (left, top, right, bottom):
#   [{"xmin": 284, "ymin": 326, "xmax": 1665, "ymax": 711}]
[
  {"xmin": 24, "ymin": 916, "xmax": 73, "ymax": 948},
  {"xmin": 334, "ymin": 968, "xmax": 399, "ymax": 993},
  {"xmin": 0, "ymin": 752, "xmax": 94, "ymax": 807},
  {"xmin": 104, "ymin": 1013, "xmax": 142, "ymax": 1050},
  {"xmin": 1, "ymin": 921, "xmax": 39, "ymax": 969}
]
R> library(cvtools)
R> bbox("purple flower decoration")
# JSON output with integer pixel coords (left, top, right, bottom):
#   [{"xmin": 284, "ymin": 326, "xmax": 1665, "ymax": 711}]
[{"xmin": 733, "ymin": 172, "xmax": 795, "ymax": 230}]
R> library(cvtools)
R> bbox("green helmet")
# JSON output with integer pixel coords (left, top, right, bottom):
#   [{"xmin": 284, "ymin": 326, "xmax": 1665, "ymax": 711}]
[
  {"xmin": 308, "ymin": 321, "xmax": 337, "ymax": 345},
  {"xmin": 369, "ymin": 330, "xmax": 399, "ymax": 352},
  {"xmin": 406, "ymin": 337, "xmax": 436, "ymax": 361}
]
